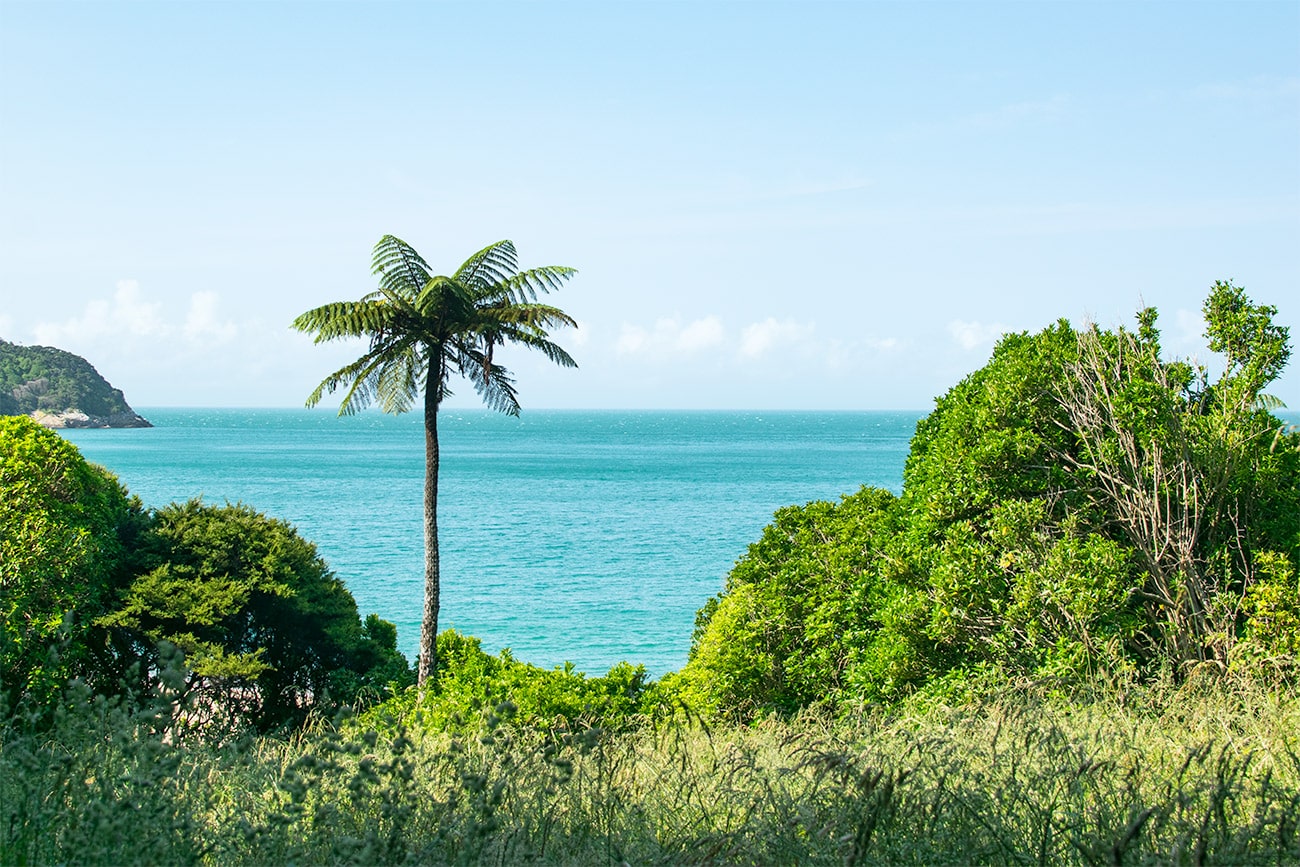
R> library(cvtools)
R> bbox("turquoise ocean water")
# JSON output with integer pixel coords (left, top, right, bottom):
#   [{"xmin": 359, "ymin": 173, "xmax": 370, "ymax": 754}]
[{"xmin": 59, "ymin": 409, "xmax": 922, "ymax": 677}]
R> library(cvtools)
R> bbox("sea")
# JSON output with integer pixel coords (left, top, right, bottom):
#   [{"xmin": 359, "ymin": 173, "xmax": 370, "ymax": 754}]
[{"xmin": 59, "ymin": 409, "xmax": 923, "ymax": 678}]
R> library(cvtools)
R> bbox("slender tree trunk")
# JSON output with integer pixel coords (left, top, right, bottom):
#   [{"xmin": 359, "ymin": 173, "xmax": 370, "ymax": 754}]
[{"xmin": 417, "ymin": 375, "xmax": 441, "ymax": 688}]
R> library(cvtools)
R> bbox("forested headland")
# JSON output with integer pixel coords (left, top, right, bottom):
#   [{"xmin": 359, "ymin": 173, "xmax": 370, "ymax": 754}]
[
  {"xmin": 3, "ymin": 282, "xmax": 1298, "ymax": 864},
  {"xmin": 0, "ymin": 340, "xmax": 150, "ymax": 428}
]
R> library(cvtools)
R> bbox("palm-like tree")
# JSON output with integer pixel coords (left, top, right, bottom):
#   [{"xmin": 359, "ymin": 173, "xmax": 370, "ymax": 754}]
[{"xmin": 293, "ymin": 235, "xmax": 577, "ymax": 686}]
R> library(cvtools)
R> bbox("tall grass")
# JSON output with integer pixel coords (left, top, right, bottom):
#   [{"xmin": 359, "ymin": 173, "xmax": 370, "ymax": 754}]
[{"xmin": 4, "ymin": 670, "xmax": 1298, "ymax": 865}]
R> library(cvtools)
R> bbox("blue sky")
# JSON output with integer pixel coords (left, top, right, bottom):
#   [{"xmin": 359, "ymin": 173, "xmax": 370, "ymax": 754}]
[{"xmin": 1, "ymin": 1, "xmax": 1297, "ymax": 410}]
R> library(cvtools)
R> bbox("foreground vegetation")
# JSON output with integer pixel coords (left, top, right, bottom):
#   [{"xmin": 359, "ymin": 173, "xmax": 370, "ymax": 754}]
[
  {"xmin": 4, "ymin": 280, "xmax": 1299, "ymax": 863},
  {"xmin": 4, "ymin": 666, "xmax": 1297, "ymax": 865}
]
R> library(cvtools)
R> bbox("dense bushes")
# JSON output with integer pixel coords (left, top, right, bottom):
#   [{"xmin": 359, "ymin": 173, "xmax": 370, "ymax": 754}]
[
  {"xmin": 670, "ymin": 487, "xmax": 904, "ymax": 715},
  {"xmin": 1, "ymin": 418, "xmax": 411, "ymax": 731},
  {"xmin": 0, "ymin": 416, "xmax": 144, "ymax": 708},
  {"xmin": 370, "ymin": 630, "xmax": 651, "ymax": 735},
  {"xmin": 683, "ymin": 283, "xmax": 1300, "ymax": 718},
  {"xmin": 100, "ymin": 500, "xmax": 412, "ymax": 732},
  {"xmin": 3, "ymin": 415, "xmax": 655, "ymax": 737}
]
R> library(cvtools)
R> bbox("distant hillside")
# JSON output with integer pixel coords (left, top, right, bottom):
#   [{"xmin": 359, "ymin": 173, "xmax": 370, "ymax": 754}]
[{"xmin": 0, "ymin": 340, "xmax": 150, "ymax": 428}]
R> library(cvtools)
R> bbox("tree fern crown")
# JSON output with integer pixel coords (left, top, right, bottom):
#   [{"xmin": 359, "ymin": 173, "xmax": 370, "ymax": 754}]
[{"xmin": 292, "ymin": 235, "xmax": 578, "ymax": 417}]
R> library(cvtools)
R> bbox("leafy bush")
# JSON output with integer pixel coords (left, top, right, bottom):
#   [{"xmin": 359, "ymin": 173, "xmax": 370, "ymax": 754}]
[
  {"xmin": 3, "ymin": 416, "xmax": 410, "ymax": 732},
  {"xmin": 365, "ymin": 630, "xmax": 650, "ymax": 736},
  {"xmin": 670, "ymin": 486, "xmax": 903, "ymax": 715},
  {"xmin": 100, "ymin": 499, "xmax": 412, "ymax": 733},
  {"xmin": 0, "ymin": 416, "xmax": 144, "ymax": 708},
  {"xmin": 683, "ymin": 283, "xmax": 1300, "ymax": 719}
]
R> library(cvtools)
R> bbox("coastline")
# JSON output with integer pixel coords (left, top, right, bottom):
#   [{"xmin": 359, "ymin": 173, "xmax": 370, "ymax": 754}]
[{"xmin": 28, "ymin": 408, "xmax": 152, "ymax": 429}]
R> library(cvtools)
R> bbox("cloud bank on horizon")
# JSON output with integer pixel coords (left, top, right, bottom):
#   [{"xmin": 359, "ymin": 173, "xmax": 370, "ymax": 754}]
[{"xmin": 1, "ymin": 2, "xmax": 1296, "ymax": 410}]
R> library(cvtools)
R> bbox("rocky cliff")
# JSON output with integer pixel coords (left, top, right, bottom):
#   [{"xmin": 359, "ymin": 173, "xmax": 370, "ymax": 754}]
[{"xmin": 0, "ymin": 340, "xmax": 151, "ymax": 428}]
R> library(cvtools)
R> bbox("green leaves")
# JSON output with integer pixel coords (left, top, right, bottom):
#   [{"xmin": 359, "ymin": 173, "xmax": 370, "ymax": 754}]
[
  {"xmin": 101, "ymin": 499, "xmax": 412, "ymax": 731},
  {"xmin": 371, "ymin": 233, "xmax": 433, "ymax": 299},
  {"xmin": 680, "ymin": 487, "xmax": 900, "ymax": 716},
  {"xmin": 1204, "ymin": 279, "xmax": 1291, "ymax": 391},
  {"xmin": 1, "ymin": 416, "xmax": 138, "ymax": 708},
  {"xmin": 292, "ymin": 300, "xmax": 396, "ymax": 344},
  {"xmin": 452, "ymin": 240, "xmax": 519, "ymax": 294},
  {"xmin": 292, "ymin": 234, "xmax": 581, "ymax": 686},
  {"xmin": 292, "ymin": 235, "xmax": 578, "ymax": 420},
  {"xmin": 385, "ymin": 629, "xmax": 650, "ymax": 734},
  {"xmin": 491, "ymin": 265, "xmax": 579, "ymax": 306},
  {"xmin": 683, "ymin": 282, "xmax": 1300, "ymax": 720}
]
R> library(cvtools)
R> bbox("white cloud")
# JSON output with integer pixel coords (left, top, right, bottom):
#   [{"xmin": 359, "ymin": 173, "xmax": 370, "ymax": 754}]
[
  {"xmin": 33, "ymin": 281, "xmax": 240, "ymax": 349},
  {"xmin": 0, "ymin": 314, "xmax": 12, "ymax": 337},
  {"xmin": 616, "ymin": 315, "xmax": 725, "ymax": 357},
  {"xmin": 820, "ymin": 335, "xmax": 904, "ymax": 372},
  {"xmin": 615, "ymin": 325, "xmax": 648, "ymax": 356},
  {"xmin": 947, "ymin": 320, "xmax": 1009, "ymax": 351},
  {"xmin": 739, "ymin": 317, "xmax": 815, "ymax": 359},
  {"xmin": 678, "ymin": 316, "xmax": 725, "ymax": 351},
  {"xmin": 183, "ymin": 291, "xmax": 238, "ymax": 343},
  {"xmin": 610, "ymin": 314, "xmax": 898, "ymax": 379},
  {"xmin": 34, "ymin": 279, "xmax": 167, "ymax": 344},
  {"xmin": 565, "ymin": 319, "xmax": 589, "ymax": 348}
]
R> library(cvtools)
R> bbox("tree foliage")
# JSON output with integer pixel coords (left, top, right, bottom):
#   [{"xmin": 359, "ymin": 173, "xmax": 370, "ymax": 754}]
[
  {"xmin": 293, "ymin": 237, "xmax": 577, "ymax": 419},
  {"xmin": 682, "ymin": 283, "xmax": 1299, "ymax": 718},
  {"xmin": 670, "ymin": 488, "xmax": 901, "ymax": 716},
  {"xmin": 100, "ymin": 500, "xmax": 411, "ymax": 732},
  {"xmin": 1053, "ymin": 288, "xmax": 1298, "ymax": 665},
  {"xmin": 2, "ymin": 419, "xmax": 410, "ymax": 730},
  {"xmin": 0, "ymin": 416, "xmax": 142, "ymax": 708}
]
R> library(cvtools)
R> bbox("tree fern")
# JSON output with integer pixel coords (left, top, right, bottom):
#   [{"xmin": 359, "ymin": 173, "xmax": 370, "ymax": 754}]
[{"xmin": 292, "ymin": 235, "xmax": 578, "ymax": 686}]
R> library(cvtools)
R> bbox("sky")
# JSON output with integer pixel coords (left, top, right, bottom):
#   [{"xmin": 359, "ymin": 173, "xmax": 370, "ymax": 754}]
[{"xmin": 1, "ymin": 0, "xmax": 1297, "ymax": 411}]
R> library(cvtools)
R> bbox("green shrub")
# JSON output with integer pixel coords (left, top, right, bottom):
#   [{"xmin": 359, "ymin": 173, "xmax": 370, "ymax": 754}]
[
  {"xmin": 100, "ymin": 499, "xmax": 412, "ymax": 733},
  {"xmin": 0, "ymin": 416, "xmax": 143, "ymax": 709},
  {"xmin": 684, "ymin": 284, "xmax": 1300, "ymax": 720},
  {"xmin": 362, "ymin": 630, "xmax": 649, "ymax": 736},
  {"xmin": 676, "ymin": 486, "xmax": 900, "ymax": 715}
]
